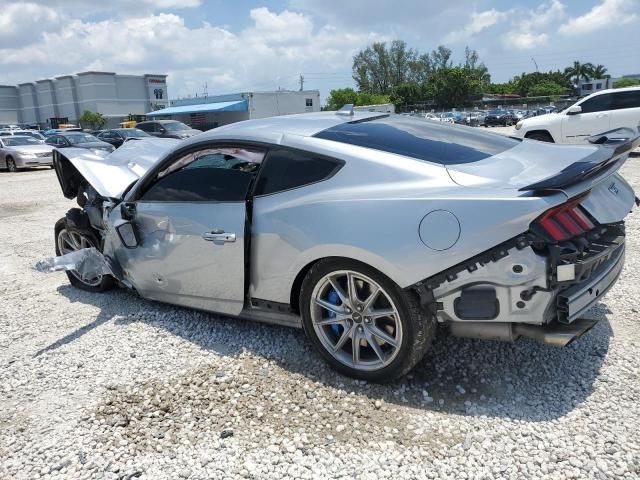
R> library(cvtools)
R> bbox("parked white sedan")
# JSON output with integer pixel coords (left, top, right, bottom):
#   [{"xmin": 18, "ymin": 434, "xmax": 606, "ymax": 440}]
[
  {"xmin": 514, "ymin": 87, "xmax": 640, "ymax": 143},
  {"xmin": 0, "ymin": 136, "xmax": 54, "ymax": 171}
]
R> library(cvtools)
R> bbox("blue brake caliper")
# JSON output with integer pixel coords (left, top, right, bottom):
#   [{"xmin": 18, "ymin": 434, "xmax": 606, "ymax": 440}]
[{"xmin": 326, "ymin": 288, "xmax": 343, "ymax": 337}]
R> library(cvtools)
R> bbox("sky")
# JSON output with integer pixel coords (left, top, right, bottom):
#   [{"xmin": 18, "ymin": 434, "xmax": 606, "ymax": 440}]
[{"xmin": 0, "ymin": 0, "xmax": 638, "ymax": 104}]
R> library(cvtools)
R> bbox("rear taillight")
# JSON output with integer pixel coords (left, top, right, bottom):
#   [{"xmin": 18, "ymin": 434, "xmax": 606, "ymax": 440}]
[{"xmin": 537, "ymin": 195, "xmax": 595, "ymax": 241}]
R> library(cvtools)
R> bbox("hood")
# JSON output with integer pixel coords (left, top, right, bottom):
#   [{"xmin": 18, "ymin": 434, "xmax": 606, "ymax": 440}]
[
  {"xmin": 519, "ymin": 112, "xmax": 559, "ymax": 126},
  {"xmin": 168, "ymin": 129, "xmax": 201, "ymax": 138},
  {"xmin": 56, "ymin": 137, "xmax": 180, "ymax": 198},
  {"xmin": 7, "ymin": 144, "xmax": 53, "ymax": 154},
  {"xmin": 446, "ymin": 138, "xmax": 617, "ymax": 191}
]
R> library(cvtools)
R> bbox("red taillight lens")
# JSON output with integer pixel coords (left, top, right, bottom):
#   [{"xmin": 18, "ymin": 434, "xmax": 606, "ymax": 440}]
[{"xmin": 537, "ymin": 195, "xmax": 595, "ymax": 241}]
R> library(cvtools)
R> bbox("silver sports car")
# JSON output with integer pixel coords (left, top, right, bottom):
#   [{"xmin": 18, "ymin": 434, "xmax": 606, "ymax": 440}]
[{"xmin": 42, "ymin": 107, "xmax": 638, "ymax": 381}]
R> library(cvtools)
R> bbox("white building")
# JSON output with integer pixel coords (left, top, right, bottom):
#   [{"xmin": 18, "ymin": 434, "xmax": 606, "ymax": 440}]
[
  {"xmin": 0, "ymin": 71, "xmax": 168, "ymax": 127},
  {"xmin": 146, "ymin": 90, "xmax": 321, "ymax": 130}
]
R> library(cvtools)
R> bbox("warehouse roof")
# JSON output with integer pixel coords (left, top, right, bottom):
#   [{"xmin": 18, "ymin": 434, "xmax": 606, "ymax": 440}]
[{"xmin": 146, "ymin": 99, "xmax": 248, "ymax": 116}]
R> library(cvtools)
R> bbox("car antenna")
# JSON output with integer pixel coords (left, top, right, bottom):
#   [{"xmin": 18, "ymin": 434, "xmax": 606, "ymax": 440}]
[{"xmin": 336, "ymin": 104, "xmax": 354, "ymax": 116}]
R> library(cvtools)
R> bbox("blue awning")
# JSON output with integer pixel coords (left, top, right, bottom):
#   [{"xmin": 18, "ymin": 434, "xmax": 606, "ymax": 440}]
[{"xmin": 147, "ymin": 100, "xmax": 248, "ymax": 116}]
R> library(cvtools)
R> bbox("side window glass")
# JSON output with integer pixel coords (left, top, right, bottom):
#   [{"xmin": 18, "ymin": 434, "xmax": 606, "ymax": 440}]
[
  {"xmin": 254, "ymin": 148, "xmax": 343, "ymax": 196},
  {"xmin": 141, "ymin": 147, "xmax": 266, "ymax": 202},
  {"xmin": 612, "ymin": 91, "xmax": 640, "ymax": 110},
  {"xmin": 579, "ymin": 94, "xmax": 613, "ymax": 114}
]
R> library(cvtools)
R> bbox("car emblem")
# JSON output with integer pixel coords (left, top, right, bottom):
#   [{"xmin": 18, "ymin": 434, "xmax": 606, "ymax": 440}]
[{"xmin": 608, "ymin": 182, "xmax": 619, "ymax": 196}]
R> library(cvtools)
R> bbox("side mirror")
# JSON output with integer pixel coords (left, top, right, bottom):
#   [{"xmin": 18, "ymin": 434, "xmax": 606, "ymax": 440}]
[
  {"xmin": 159, "ymin": 128, "xmax": 166, "ymax": 134},
  {"xmin": 114, "ymin": 219, "xmax": 139, "ymax": 249},
  {"xmin": 567, "ymin": 105, "xmax": 582, "ymax": 115}
]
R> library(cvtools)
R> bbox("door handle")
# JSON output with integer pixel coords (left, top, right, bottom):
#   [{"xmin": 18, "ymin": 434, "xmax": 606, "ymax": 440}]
[{"xmin": 202, "ymin": 231, "xmax": 236, "ymax": 242}]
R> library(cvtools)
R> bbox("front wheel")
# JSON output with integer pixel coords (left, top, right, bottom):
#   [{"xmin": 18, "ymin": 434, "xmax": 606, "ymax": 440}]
[
  {"xmin": 300, "ymin": 259, "xmax": 435, "ymax": 382},
  {"xmin": 54, "ymin": 218, "xmax": 113, "ymax": 292},
  {"xmin": 6, "ymin": 157, "xmax": 17, "ymax": 172}
]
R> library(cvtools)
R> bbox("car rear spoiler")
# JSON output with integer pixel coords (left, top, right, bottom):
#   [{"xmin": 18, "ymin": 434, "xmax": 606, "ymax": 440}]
[{"xmin": 519, "ymin": 128, "xmax": 640, "ymax": 194}]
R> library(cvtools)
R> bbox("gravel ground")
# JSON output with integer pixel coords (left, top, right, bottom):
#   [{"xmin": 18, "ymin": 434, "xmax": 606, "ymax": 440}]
[{"xmin": 1, "ymin": 162, "xmax": 639, "ymax": 480}]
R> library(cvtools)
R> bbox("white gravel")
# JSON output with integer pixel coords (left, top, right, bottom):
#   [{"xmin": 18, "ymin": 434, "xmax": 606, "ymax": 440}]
[{"xmin": 1, "ymin": 164, "xmax": 640, "ymax": 480}]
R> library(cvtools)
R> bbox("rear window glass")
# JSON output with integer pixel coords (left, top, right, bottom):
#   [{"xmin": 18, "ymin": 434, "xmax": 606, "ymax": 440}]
[{"xmin": 314, "ymin": 115, "xmax": 519, "ymax": 165}]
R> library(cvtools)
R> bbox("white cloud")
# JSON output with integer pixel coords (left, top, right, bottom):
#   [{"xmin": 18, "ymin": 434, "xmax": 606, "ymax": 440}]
[
  {"xmin": 510, "ymin": 32, "xmax": 550, "ymax": 50},
  {"xmin": 0, "ymin": 8, "xmax": 383, "ymax": 99},
  {"xmin": 445, "ymin": 9, "xmax": 508, "ymax": 43},
  {"xmin": 0, "ymin": 2, "xmax": 61, "ymax": 48},
  {"xmin": 503, "ymin": 0, "xmax": 565, "ymax": 50},
  {"xmin": 559, "ymin": 0, "xmax": 638, "ymax": 35}
]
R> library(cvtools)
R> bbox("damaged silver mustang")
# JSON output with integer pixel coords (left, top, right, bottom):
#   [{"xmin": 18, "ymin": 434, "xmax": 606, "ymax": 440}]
[{"xmin": 42, "ymin": 107, "xmax": 639, "ymax": 381}]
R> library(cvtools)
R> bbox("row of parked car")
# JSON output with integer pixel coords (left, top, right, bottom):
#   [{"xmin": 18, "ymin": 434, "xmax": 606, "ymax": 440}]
[
  {"xmin": 0, "ymin": 120, "xmax": 202, "ymax": 172},
  {"xmin": 409, "ymin": 106, "xmax": 559, "ymax": 127}
]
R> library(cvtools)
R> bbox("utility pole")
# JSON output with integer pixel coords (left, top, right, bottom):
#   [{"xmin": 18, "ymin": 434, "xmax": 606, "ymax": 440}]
[
  {"xmin": 203, "ymin": 82, "xmax": 208, "ymax": 98},
  {"xmin": 299, "ymin": 74, "xmax": 304, "ymax": 91}
]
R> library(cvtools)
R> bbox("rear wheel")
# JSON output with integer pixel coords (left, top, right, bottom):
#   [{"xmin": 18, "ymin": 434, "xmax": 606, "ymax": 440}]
[
  {"xmin": 54, "ymin": 218, "xmax": 113, "ymax": 292},
  {"xmin": 300, "ymin": 259, "xmax": 435, "ymax": 382},
  {"xmin": 6, "ymin": 157, "xmax": 17, "ymax": 172},
  {"xmin": 526, "ymin": 131, "xmax": 554, "ymax": 143}
]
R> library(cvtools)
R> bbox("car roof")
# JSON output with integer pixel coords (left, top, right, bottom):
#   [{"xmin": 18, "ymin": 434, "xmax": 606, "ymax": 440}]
[
  {"xmin": 582, "ymin": 85, "xmax": 640, "ymax": 98},
  {"xmin": 183, "ymin": 110, "xmax": 388, "ymax": 146}
]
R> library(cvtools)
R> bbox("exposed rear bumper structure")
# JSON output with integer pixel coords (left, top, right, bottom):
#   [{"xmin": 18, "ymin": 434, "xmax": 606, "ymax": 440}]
[
  {"xmin": 557, "ymin": 242, "xmax": 624, "ymax": 323},
  {"xmin": 412, "ymin": 219, "xmax": 627, "ymax": 348}
]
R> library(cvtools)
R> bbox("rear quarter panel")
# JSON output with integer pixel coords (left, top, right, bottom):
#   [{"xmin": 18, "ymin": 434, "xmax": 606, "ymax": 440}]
[{"xmin": 249, "ymin": 137, "xmax": 562, "ymax": 304}]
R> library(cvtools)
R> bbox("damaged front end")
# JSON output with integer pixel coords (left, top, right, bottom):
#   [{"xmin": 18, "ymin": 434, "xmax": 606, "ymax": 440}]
[
  {"xmin": 35, "ymin": 247, "xmax": 114, "ymax": 281},
  {"xmin": 38, "ymin": 140, "xmax": 178, "ymax": 288}
]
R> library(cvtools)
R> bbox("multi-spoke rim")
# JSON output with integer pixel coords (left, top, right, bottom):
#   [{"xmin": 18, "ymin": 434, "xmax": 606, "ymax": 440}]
[
  {"xmin": 310, "ymin": 270, "xmax": 403, "ymax": 371},
  {"xmin": 56, "ymin": 228, "xmax": 102, "ymax": 287}
]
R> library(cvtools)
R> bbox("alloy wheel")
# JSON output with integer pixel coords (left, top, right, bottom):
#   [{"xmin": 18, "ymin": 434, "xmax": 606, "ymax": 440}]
[
  {"xmin": 310, "ymin": 270, "xmax": 403, "ymax": 371},
  {"xmin": 7, "ymin": 158, "xmax": 16, "ymax": 172},
  {"xmin": 56, "ymin": 228, "xmax": 103, "ymax": 287}
]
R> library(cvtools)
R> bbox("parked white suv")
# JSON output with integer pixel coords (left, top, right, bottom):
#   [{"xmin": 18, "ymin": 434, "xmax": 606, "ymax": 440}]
[{"xmin": 514, "ymin": 87, "xmax": 640, "ymax": 143}]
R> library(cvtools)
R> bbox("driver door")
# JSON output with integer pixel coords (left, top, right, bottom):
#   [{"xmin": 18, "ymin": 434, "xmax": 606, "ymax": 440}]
[{"xmin": 113, "ymin": 145, "xmax": 265, "ymax": 316}]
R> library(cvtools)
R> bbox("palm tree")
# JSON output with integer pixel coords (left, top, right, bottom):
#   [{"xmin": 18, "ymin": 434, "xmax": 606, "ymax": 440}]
[
  {"xmin": 564, "ymin": 61, "xmax": 595, "ymax": 86},
  {"xmin": 592, "ymin": 64, "xmax": 609, "ymax": 79}
]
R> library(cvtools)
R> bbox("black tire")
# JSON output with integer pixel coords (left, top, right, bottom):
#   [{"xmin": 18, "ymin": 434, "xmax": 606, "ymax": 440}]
[
  {"xmin": 6, "ymin": 157, "xmax": 17, "ymax": 172},
  {"xmin": 299, "ymin": 258, "xmax": 435, "ymax": 382},
  {"xmin": 54, "ymin": 217, "xmax": 114, "ymax": 292},
  {"xmin": 526, "ymin": 131, "xmax": 554, "ymax": 143}
]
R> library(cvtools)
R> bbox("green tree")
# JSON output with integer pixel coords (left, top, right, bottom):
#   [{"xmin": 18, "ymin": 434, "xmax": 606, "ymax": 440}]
[
  {"xmin": 528, "ymin": 81, "xmax": 567, "ymax": 97},
  {"xmin": 325, "ymin": 88, "xmax": 390, "ymax": 110},
  {"xmin": 325, "ymin": 88, "xmax": 358, "ymax": 110},
  {"xmin": 389, "ymin": 82, "xmax": 426, "ymax": 106},
  {"xmin": 352, "ymin": 42, "xmax": 393, "ymax": 94},
  {"xmin": 614, "ymin": 78, "xmax": 640, "ymax": 88},
  {"xmin": 464, "ymin": 47, "xmax": 491, "ymax": 85},
  {"xmin": 430, "ymin": 67, "xmax": 480, "ymax": 107},
  {"xmin": 79, "ymin": 110, "xmax": 106, "ymax": 129},
  {"xmin": 564, "ymin": 61, "xmax": 595, "ymax": 85},
  {"xmin": 592, "ymin": 64, "xmax": 609, "ymax": 79}
]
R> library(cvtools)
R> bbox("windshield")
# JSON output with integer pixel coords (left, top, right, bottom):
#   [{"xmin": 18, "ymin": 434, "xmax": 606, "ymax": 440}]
[
  {"xmin": 163, "ymin": 122, "xmax": 191, "ymax": 131},
  {"xmin": 314, "ymin": 115, "xmax": 519, "ymax": 165},
  {"xmin": 4, "ymin": 137, "xmax": 41, "ymax": 146},
  {"xmin": 65, "ymin": 133, "xmax": 99, "ymax": 144},
  {"xmin": 120, "ymin": 129, "xmax": 149, "ymax": 138}
]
